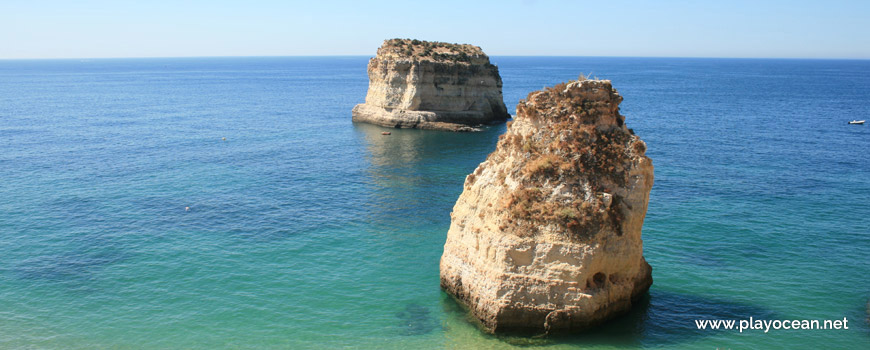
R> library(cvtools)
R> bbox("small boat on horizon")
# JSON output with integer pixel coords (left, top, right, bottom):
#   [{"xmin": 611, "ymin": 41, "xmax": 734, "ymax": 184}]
[{"xmin": 848, "ymin": 120, "xmax": 865, "ymax": 124}]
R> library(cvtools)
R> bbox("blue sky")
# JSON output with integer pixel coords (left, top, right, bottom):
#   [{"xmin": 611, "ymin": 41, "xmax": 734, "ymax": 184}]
[{"xmin": 2, "ymin": 0, "xmax": 868, "ymax": 59}]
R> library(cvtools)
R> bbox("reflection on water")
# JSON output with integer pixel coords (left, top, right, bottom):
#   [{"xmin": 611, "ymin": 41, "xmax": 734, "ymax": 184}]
[
  {"xmin": 352, "ymin": 122, "xmax": 505, "ymax": 230},
  {"xmin": 353, "ymin": 122, "xmax": 504, "ymax": 179}
]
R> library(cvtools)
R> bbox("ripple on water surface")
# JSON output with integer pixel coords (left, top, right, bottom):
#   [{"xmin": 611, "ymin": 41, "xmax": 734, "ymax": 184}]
[{"xmin": 1, "ymin": 57, "xmax": 869, "ymax": 349}]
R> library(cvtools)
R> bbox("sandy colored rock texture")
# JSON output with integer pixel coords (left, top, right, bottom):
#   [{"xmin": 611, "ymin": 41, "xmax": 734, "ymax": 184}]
[
  {"xmin": 439, "ymin": 78, "xmax": 654, "ymax": 334},
  {"xmin": 352, "ymin": 39, "xmax": 509, "ymax": 131}
]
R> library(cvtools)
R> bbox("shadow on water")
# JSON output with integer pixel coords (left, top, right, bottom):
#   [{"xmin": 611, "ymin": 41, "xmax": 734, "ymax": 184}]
[
  {"xmin": 395, "ymin": 302, "xmax": 446, "ymax": 336},
  {"xmin": 442, "ymin": 288, "xmax": 777, "ymax": 347}
]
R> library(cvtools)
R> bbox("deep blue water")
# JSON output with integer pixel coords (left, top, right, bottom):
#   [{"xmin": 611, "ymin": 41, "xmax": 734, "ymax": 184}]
[{"xmin": 1, "ymin": 56, "xmax": 869, "ymax": 349}]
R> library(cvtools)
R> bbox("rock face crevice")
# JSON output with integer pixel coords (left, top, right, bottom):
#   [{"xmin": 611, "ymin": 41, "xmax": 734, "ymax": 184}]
[
  {"xmin": 352, "ymin": 39, "xmax": 510, "ymax": 131},
  {"xmin": 439, "ymin": 79, "xmax": 654, "ymax": 334}
]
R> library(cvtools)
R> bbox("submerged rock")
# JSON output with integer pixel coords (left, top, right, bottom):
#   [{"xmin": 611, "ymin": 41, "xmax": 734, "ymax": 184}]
[
  {"xmin": 396, "ymin": 303, "xmax": 440, "ymax": 336},
  {"xmin": 352, "ymin": 39, "xmax": 510, "ymax": 131},
  {"xmin": 439, "ymin": 78, "xmax": 654, "ymax": 334}
]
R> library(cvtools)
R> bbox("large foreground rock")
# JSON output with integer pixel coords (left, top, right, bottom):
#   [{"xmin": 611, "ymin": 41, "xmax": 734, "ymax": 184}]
[
  {"xmin": 440, "ymin": 79, "xmax": 654, "ymax": 334},
  {"xmin": 352, "ymin": 39, "xmax": 510, "ymax": 131}
]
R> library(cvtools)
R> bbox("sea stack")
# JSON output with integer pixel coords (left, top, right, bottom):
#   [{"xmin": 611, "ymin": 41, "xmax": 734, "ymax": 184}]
[
  {"xmin": 352, "ymin": 39, "xmax": 510, "ymax": 131},
  {"xmin": 439, "ymin": 78, "xmax": 654, "ymax": 333}
]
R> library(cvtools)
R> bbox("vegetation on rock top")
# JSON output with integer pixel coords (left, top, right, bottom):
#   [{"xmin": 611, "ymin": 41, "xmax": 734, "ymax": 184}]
[
  {"xmin": 479, "ymin": 79, "xmax": 646, "ymax": 240},
  {"xmin": 379, "ymin": 38, "xmax": 487, "ymax": 63}
]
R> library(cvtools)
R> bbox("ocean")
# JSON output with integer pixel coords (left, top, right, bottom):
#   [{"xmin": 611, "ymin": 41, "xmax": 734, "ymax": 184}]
[{"xmin": 1, "ymin": 56, "xmax": 868, "ymax": 349}]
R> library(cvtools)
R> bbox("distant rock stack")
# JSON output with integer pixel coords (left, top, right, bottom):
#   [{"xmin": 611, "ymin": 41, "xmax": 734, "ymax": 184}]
[
  {"xmin": 352, "ymin": 39, "xmax": 510, "ymax": 131},
  {"xmin": 439, "ymin": 78, "xmax": 654, "ymax": 333}
]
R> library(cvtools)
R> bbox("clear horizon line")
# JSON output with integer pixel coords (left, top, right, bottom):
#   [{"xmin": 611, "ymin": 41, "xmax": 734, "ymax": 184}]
[{"xmin": 2, "ymin": 54, "xmax": 869, "ymax": 61}]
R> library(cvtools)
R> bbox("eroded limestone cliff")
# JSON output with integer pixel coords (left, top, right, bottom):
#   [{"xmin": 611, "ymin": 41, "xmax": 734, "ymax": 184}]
[
  {"xmin": 352, "ymin": 39, "xmax": 510, "ymax": 131},
  {"xmin": 440, "ymin": 78, "xmax": 654, "ymax": 334}
]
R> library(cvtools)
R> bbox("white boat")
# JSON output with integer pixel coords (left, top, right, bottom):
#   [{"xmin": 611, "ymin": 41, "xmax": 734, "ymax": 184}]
[{"xmin": 848, "ymin": 120, "xmax": 865, "ymax": 124}]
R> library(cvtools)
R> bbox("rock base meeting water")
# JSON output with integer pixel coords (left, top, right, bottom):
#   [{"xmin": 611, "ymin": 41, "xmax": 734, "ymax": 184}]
[
  {"xmin": 440, "ymin": 78, "xmax": 654, "ymax": 334},
  {"xmin": 352, "ymin": 39, "xmax": 510, "ymax": 131}
]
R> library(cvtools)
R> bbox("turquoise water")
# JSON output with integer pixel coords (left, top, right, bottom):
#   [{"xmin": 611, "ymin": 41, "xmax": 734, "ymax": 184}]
[{"xmin": 1, "ymin": 57, "xmax": 869, "ymax": 349}]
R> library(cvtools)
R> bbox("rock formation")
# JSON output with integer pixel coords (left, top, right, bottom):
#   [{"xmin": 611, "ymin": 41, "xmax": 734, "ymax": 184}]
[
  {"xmin": 352, "ymin": 39, "xmax": 510, "ymax": 131},
  {"xmin": 439, "ymin": 78, "xmax": 654, "ymax": 334}
]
